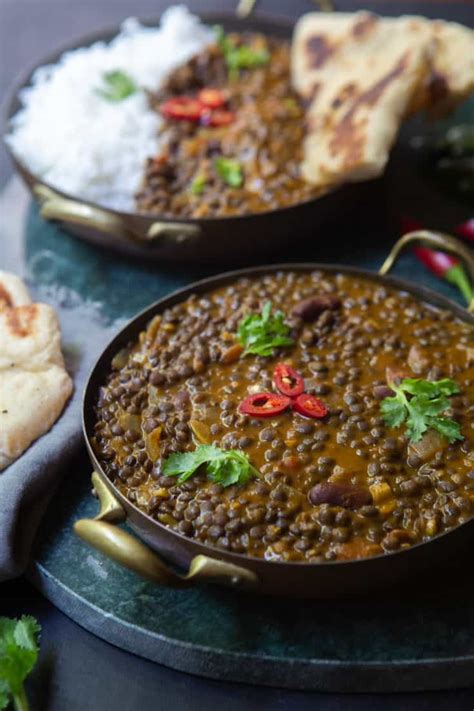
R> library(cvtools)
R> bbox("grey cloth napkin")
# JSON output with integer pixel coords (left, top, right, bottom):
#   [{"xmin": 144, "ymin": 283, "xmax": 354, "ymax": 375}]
[
  {"xmin": 0, "ymin": 302, "xmax": 116, "ymax": 580},
  {"xmin": 0, "ymin": 179, "xmax": 118, "ymax": 579}
]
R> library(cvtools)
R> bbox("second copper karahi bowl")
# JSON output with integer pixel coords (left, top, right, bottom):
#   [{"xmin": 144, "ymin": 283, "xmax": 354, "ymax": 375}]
[{"xmin": 2, "ymin": 11, "xmax": 376, "ymax": 264}]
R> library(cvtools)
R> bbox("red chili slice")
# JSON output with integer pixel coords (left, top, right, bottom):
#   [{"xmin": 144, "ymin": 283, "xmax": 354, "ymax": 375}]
[
  {"xmin": 293, "ymin": 393, "xmax": 328, "ymax": 419},
  {"xmin": 273, "ymin": 363, "xmax": 304, "ymax": 397},
  {"xmin": 239, "ymin": 392, "xmax": 291, "ymax": 418},
  {"xmin": 209, "ymin": 110, "xmax": 235, "ymax": 127},
  {"xmin": 160, "ymin": 97, "xmax": 206, "ymax": 122},
  {"xmin": 198, "ymin": 88, "xmax": 226, "ymax": 109}
]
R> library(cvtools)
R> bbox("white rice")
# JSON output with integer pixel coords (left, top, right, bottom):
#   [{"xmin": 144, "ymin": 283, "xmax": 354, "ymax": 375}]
[{"xmin": 6, "ymin": 6, "xmax": 214, "ymax": 212}]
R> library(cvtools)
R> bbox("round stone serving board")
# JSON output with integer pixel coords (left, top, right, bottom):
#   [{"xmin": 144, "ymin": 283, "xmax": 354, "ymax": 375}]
[
  {"xmin": 22, "ymin": 192, "xmax": 474, "ymax": 692},
  {"xmin": 29, "ymin": 451, "xmax": 474, "ymax": 693}
]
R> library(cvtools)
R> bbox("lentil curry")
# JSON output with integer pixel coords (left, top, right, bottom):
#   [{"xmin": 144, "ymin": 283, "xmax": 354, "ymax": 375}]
[
  {"xmin": 135, "ymin": 31, "xmax": 320, "ymax": 217},
  {"xmin": 92, "ymin": 271, "xmax": 474, "ymax": 563}
]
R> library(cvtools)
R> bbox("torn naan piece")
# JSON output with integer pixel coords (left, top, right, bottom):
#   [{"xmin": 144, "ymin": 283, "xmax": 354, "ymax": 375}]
[
  {"xmin": 292, "ymin": 12, "xmax": 431, "ymax": 186},
  {"xmin": 292, "ymin": 11, "xmax": 474, "ymax": 186},
  {"xmin": 0, "ymin": 271, "xmax": 31, "ymax": 310},
  {"xmin": 0, "ymin": 272, "xmax": 73, "ymax": 471},
  {"xmin": 399, "ymin": 16, "xmax": 474, "ymax": 115}
]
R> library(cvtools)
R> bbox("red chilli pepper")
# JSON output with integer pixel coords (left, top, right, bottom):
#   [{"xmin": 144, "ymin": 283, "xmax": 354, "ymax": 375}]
[
  {"xmin": 293, "ymin": 393, "xmax": 328, "ymax": 420},
  {"xmin": 160, "ymin": 97, "xmax": 206, "ymax": 122},
  {"xmin": 413, "ymin": 247, "xmax": 473, "ymax": 306},
  {"xmin": 206, "ymin": 110, "xmax": 235, "ymax": 127},
  {"xmin": 402, "ymin": 217, "xmax": 474, "ymax": 306},
  {"xmin": 198, "ymin": 88, "xmax": 226, "ymax": 109},
  {"xmin": 456, "ymin": 219, "xmax": 474, "ymax": 243},
  {"xmin": 239, "ymin": 392, "xmax": 291, "ymax": 418},
  {"xmin": 293, "ymin": 393, "xmax": 329, "ymax": 420},
  {"xmin": 273, "ymin": 363, "xmax": 304, "ymax": 398}
]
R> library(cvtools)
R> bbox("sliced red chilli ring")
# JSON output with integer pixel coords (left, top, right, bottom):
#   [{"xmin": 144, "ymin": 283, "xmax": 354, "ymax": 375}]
[
  {"xmin": 293, "ymin": 393, "xmax": 328, "ymax": 419},
  {"xmin": 198, "ymin": 88, "xmax": 227, "ymax": 109},
  {"xmin": 204, "ymin": 110, "xmax": 236, "ymax": 127},
  {"xmin": 273, "ymin": 363, "xmax": 304, "ymax": 397},
  {"xmin": 239, "ymin": 392, "xmax": 292, "ymax": 418},
  {"xmin": 160, "ymin": 97, "xmax": 206, "ymax": 122}
]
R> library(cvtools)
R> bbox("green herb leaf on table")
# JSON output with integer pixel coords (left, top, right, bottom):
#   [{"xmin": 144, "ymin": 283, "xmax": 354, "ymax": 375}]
[
  {"xmin": 381, "ymin": 378, "xmax": 463, "ymax": 444},
  {"xmin": 237, "ymin": 301, "xmax": 294, "ymax": 357},
  {"xmin": 163, "ymin": 444, "xmax": 259, "ymax": 487},
  {"xmin": 0, "ymin": 615, "xmax": 41, "ymax": 711},
  {"xmin": 190, "ymin": 175, "xmax": 206, "ymax": 196},
  {"xmin": 96, "ymin": 70, "xmax": 138, "ymax": 102},
  {"xmin": 214, "ymin": 157, "xmax": 243, "ymax": 188},
  {"xmin": 214, "ymin": 25, "xmax": 269, "ymax": 79}
]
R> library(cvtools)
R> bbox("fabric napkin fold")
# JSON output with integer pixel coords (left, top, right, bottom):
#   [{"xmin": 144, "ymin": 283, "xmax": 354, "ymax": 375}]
[
  {"xmin": 0, "ymin": 179, "xmax": 120, "ymax": 579},
  {"xmin": 0, "ymin": 303, "xmax": 116, "ymax": 580}
]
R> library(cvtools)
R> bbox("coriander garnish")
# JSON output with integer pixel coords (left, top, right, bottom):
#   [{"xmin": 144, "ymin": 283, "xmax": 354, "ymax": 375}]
[
  {"xmin": 0, "ymin": 615, "xmax": 41, "ymax": 711},
  {"xmin": 237, "ymin": 301, "xmax": 294, "ymax": 357},
  {"xmin": 214, "ymin": 157, "xmax": 243, "ymax": 188},
  {"xmin": 214, "ymin": 25, "xmax": 269, "ymax": 79},
  {"xmin": 96, "ymin": 70, "xmax": 138, "ymax": 102},
  {"xmin": 381, "ymin": 377, "xmax": 463, "ymax": 443},
  {"xmin": 190, "ymin": 175, "xmax": 206, "ymax": 196},
  {"xmin": 163, "ymin": 444, "xmax": 259, "ymax": 487}
]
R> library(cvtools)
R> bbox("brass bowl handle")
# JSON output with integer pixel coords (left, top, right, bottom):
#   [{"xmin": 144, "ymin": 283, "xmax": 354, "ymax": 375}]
[
  {"xmin": 34, "ymin": 185, "xmax": 130, "ymax": 239},
  {"xmin": 74, "ymin": 473, "xmax": 258, "ymax": 590},
  {"xmin": 146, "ymin": 221, "xmax": 200, "ymax": 242},
  {"xmin": 34, "ymin": 185, "xmax": 201, "ymax": 245},
  {"xmin": 380, "ymin": 230, "xmax": 474, "ymax": 313},
  {"xmin": 236, "ymin": 0, "xmax": 335, "ymax": 16},
  {"xmin": 236, "ymin": 0, "xmax": 257, "ymax": 18}
]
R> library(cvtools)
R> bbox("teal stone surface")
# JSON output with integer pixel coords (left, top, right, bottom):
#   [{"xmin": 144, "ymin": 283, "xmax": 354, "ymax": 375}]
[
  {"xmin": 24, "ymin": 199, "xmax": 474, "ymax": 691},
  {"xmin": 25, "ymin": 201, "xmax": 468, "ymax": 323},
  {"xmin": 31, "ymin": 451, "xmax": 474, "ymax": 692}
]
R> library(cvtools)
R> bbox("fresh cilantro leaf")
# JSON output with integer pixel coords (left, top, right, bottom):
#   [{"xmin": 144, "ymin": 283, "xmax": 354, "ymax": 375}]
[
  {"xmin": 96, "ymin": 70, "xmax": 138, "ymax": 102},
  {"xmin": 0, "ymin": 682, "xmax": 9, "ymax": 711},
  {"xmin": 380, "ymin": 395, "xmax": 406, "ymax": 428},
  {"xmin": 429, "ymin": 417, "xmax": 463, "ymax": 442},
  {"xmin": 13, "ymin": 617, "xmax": 41, "ymax": 653},
  {"xmin": 190, "ymin": 175, "xmax": 206, "ymax": 196},
  {"xmin": 237, "ymin": 301, "xmax": 294, "ymax": 357},
  {"xmin": 399, "ymin": 378, "xmax": 459, "ymax": 398},
  {"xmin": 0, "ymin": 615, "xmax": 41, "ymax": 711},
  {"xmin": 214, "ymin": 158, "xmax": 243, "ymax": 188},
  {"xmin": 163, "ymin": 444, "xmax": 218, "ymax": 483},
  {"xmin": 163, "ymin": 445, "xmax": 259, "ymax": 487},
  {"xmin": 214, "ymin": 25, "xmax": 269, "ymax": 79},
  {"xmin": 207, "ymin": 450, "xmax": 257, "ymax": 487},
  {"xmin": 381, "ymin": 377, "xmax": 463, "ymax": 444}
]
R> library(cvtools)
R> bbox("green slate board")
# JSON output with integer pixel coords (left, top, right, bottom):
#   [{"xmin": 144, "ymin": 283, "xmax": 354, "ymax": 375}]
[{"xmin": 25, "ymin": 191, "xmax": 474, "ymax": 691}]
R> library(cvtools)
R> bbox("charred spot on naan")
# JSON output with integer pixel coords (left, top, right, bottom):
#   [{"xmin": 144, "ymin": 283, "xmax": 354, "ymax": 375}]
[
  {"xmin": 5, "ymin": 305, "xmax": 39, "ymax": 339},
  {"xmin": 352, "ymin": 13, "xmax": 378, "ymax": 39},
  {"xmin": 328, "ymin": 52, "xmax": 411, "ymax": 167},
  {"xmin": 0, "ymin": 285, "xmax": 14, "ymax": 310},
  {"xmin": 305, "ymin": 35, "xmax": 335, "ymax": 69},
  {"xmin": 428, "ymin": 70, "xmax": 449, "ymax": 104},
  {"xmin": 331, "ymin": 82, "xmax": 358, "ymax": 110}
]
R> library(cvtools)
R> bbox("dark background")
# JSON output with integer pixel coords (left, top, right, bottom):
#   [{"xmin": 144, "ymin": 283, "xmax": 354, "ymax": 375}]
[{"xmin": 1, "ymin": 1, "xmax": 474, "ymax": 709}]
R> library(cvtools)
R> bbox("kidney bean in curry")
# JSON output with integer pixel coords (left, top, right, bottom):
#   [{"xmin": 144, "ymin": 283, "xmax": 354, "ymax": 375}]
[{"xmin": 92, "ymin": 271, "xmax": 474, "ymax": 563}]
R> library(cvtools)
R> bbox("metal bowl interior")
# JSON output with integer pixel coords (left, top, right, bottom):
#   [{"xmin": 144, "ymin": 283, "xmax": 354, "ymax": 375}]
[
  {"xmin": 2, "ymin": 12, "xmax": 374, "ymax": 263},
  {"xmin": 82, "ymin": 263, "xmax": 474, "ymax": 597}
]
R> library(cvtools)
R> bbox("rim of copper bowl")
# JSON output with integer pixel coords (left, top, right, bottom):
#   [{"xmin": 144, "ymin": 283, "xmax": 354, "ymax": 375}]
[{"xmin": 81, "ymin": 262, "xmax": 474, "ymax": 570}]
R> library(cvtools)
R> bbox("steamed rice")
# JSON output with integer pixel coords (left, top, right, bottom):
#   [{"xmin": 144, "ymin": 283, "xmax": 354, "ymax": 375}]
[{"xmin": 6, "ymin": 6, "xmax": 214, "ymax": 211}]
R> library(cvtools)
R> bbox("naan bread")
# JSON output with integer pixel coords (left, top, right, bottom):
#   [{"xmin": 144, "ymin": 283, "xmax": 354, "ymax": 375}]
[
  {"xmin": 0, "ymin": 271, "xmax": 31, "ymax": 310},
  {"xmin": 0, "ymin": 303, "xmax": 67, "ymax": 370},
  {"xmin": 0, "ymin": 272, "xmax": 73, "ymax": 471},
  {"xmin": 292, "ymin": 11, "xmax": 474, "ymax": 186},
  {"xmin": 292, "ymin": 12, "xmax": 430, "ymax": 185},
  {"xmin": 390, "ymin": 16, "xmax": 474, "ymax": 115}
]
